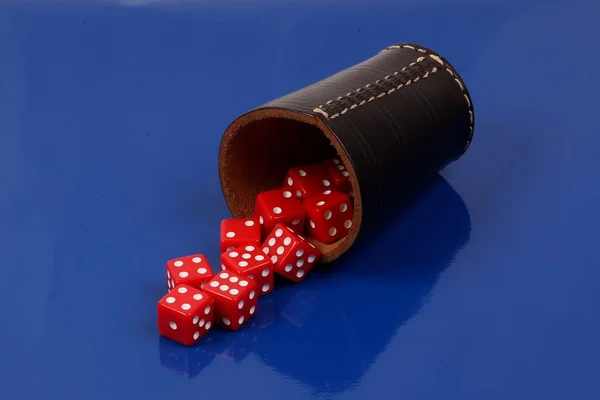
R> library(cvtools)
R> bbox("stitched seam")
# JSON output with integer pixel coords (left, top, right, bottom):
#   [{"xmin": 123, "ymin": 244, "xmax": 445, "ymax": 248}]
[
  {"xmin": 313, "ymin": 56, "xmax": 435, "ymax": 120},
  {"xmin": 313, "ymin": 55, "xmax": 431, "ymax": 119},
  {"xmin": 313, "ymin": 44, "xmax": 474, "ymax": 151}
]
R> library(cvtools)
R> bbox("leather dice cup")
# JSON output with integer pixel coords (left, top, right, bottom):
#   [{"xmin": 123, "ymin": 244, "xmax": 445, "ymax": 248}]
[{"xmin": 218, "ymin": 43, "xmax": 475, "ymax": 263}]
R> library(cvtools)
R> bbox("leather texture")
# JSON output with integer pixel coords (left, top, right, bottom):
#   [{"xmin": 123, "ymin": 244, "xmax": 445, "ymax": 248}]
[{"xmin": 258, "ymin": 43, "xmax": 474, "ymax": 225}]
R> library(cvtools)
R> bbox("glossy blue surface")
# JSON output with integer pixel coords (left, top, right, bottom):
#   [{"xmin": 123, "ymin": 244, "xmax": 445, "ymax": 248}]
[{"xmin": 1, "ymin": 1, "xmax": 599, "ymax": 399}]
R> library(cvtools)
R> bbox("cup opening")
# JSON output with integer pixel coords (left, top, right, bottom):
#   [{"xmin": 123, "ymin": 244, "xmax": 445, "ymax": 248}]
[{"xmin": 218, "ymin": 108, "xmax": 362, "ymax": 263}]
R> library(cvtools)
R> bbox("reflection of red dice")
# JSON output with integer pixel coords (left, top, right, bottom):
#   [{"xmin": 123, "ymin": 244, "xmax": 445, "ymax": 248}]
[
  {"xmin": 166, "ymin": 254, "xmax": 214, "ymax": 291},
  {"xmin": 203, "ymin": 270, "xmax": 258, "ymax": 331},
  {"xmin": 284, "ymin": 164, "xmax": 332, "ymax": 200},
  {"xmin": 323, "ymin": 158, "xmax": 351, "ymax": 193},
  {"xmin": 157, "ymin": 284, "xmax": 215, "ymax": 346},
  {"xmin": 158, "ymin": 335, "xmax": 216, "ymax": 378},
  {"xmin": 255, "ymin": 297, "xmax": 276, "ymax": 329},
  {"xmin": 262, "ymin": 224, "xmax": 320, "ymax": 282},
  {"xmin": 221, "ymin": 244, "xmax": 274, "ymax": 297},
  {"xmin": 214, "ymin": 330, "xmax": 254, "ymax": 363},
  {"xmin": 304, "ymin": 190, "xmax": 353, "ymax": 244},
  {"xmin": 254, "ymin": 189, "xmax": 305, "ymax": 237},
  {"xmin": 220, "ymin": 218, "xmax": 261, "ymax": 253},
  {"xmin": 281, "ymin": 290, "xmax": 318, "ymax": 327}
]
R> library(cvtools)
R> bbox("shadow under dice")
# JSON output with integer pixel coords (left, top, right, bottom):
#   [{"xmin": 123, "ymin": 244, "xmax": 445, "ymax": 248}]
[
  {"xmin": 203, "ymin": 270, "xmax": 258, "ymax": 331},
  {"xmin": 221, "ymin": 244, "xmax": 275, "ymax": 297},
  {"xmin": 262, "ymin": 224, "xmax": 321, "ymax": 282},
  {"xmin": 157, "ymin": 284, "xmax": 215, "ymax": 346},
  {"xmin": 281, "ymin": 290, "xmax": 318, "ymax": 327},
  {"xmin": 166, "ymin": 254, "xmax": 214, "ymax": 291}
]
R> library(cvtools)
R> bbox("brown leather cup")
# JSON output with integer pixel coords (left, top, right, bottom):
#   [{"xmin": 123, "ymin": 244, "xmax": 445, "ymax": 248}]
[{"xmin": 218, "ymin": 43, "xmax": 474, "ymax": 263}]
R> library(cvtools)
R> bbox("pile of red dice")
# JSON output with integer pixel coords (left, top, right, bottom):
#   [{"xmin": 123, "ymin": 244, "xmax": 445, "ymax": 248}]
[{"xmin": 157, "ymin": 158, "xmax": 354, "ymax": 346}]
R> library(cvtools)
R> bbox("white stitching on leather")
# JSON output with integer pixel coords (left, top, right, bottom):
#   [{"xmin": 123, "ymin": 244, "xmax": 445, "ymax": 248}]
[
  {"xmin": 313, "ymin": 108, "xmax": 329, "ymax": 118},
  {"xmin": 313, "ymin": 55, "xmax": 431, "ymax": 120},
  {"xmin": 386, "ymin": 45, "xmax": 473, "ymax": 149},
  {"xmin": 313, "ymin": 44, "xmax": 474, "ymax": 150},
  {"xmin": 325, "ymin": 66, "xmax": 439, "ymax": 120}
]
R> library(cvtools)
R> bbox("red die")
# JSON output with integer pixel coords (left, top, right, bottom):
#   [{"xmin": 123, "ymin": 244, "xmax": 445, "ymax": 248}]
[
  {"xmin": 254, "ymin": 188, "xmax": 306, "ymax": 237},
  {"xmin": 221, "ymin": 244, "xmax": 274, "ymax": 297},
  {"xmin": 203, "ymin": 270, "xmax": 258, "ymax": 331},
  {"xmin": 157, "ymin": 284, "xmax": 215, "ymax": 346},
  {"xmin": 262, "ymin": 224, "xmax": 320, "ymax": 282},
  {"xmin": 304, "ymin": 189, "xmax": 354, "ymax": 244},
  {"xmin": 284, "ymin": 164, "xmax": 332, "ymax": 200},
  {"xmin": 220, "ymin": 217, "xmax": 261, "ymax": 253},
  {"xmin": 323, "ymin": 158, "xmax": 351, "ymax": 193},
  {"xmin": 166, "ymin": 254, "xmax": 214, "ymax": 291}
]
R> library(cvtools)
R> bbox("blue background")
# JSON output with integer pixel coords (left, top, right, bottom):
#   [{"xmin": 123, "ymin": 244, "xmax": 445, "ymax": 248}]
[{"xmin": 1, "ymin": 1, "xmax": 599, "ymax": 399}]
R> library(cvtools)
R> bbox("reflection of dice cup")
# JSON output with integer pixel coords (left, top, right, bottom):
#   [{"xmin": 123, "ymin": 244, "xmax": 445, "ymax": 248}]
[
  {"xmin": 254, "ymin": 176, "xmax": 472, "ymax": 394},
  {"xmin": 218, "ymin": 43, "xmax": 474, "ymax": 263}
]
